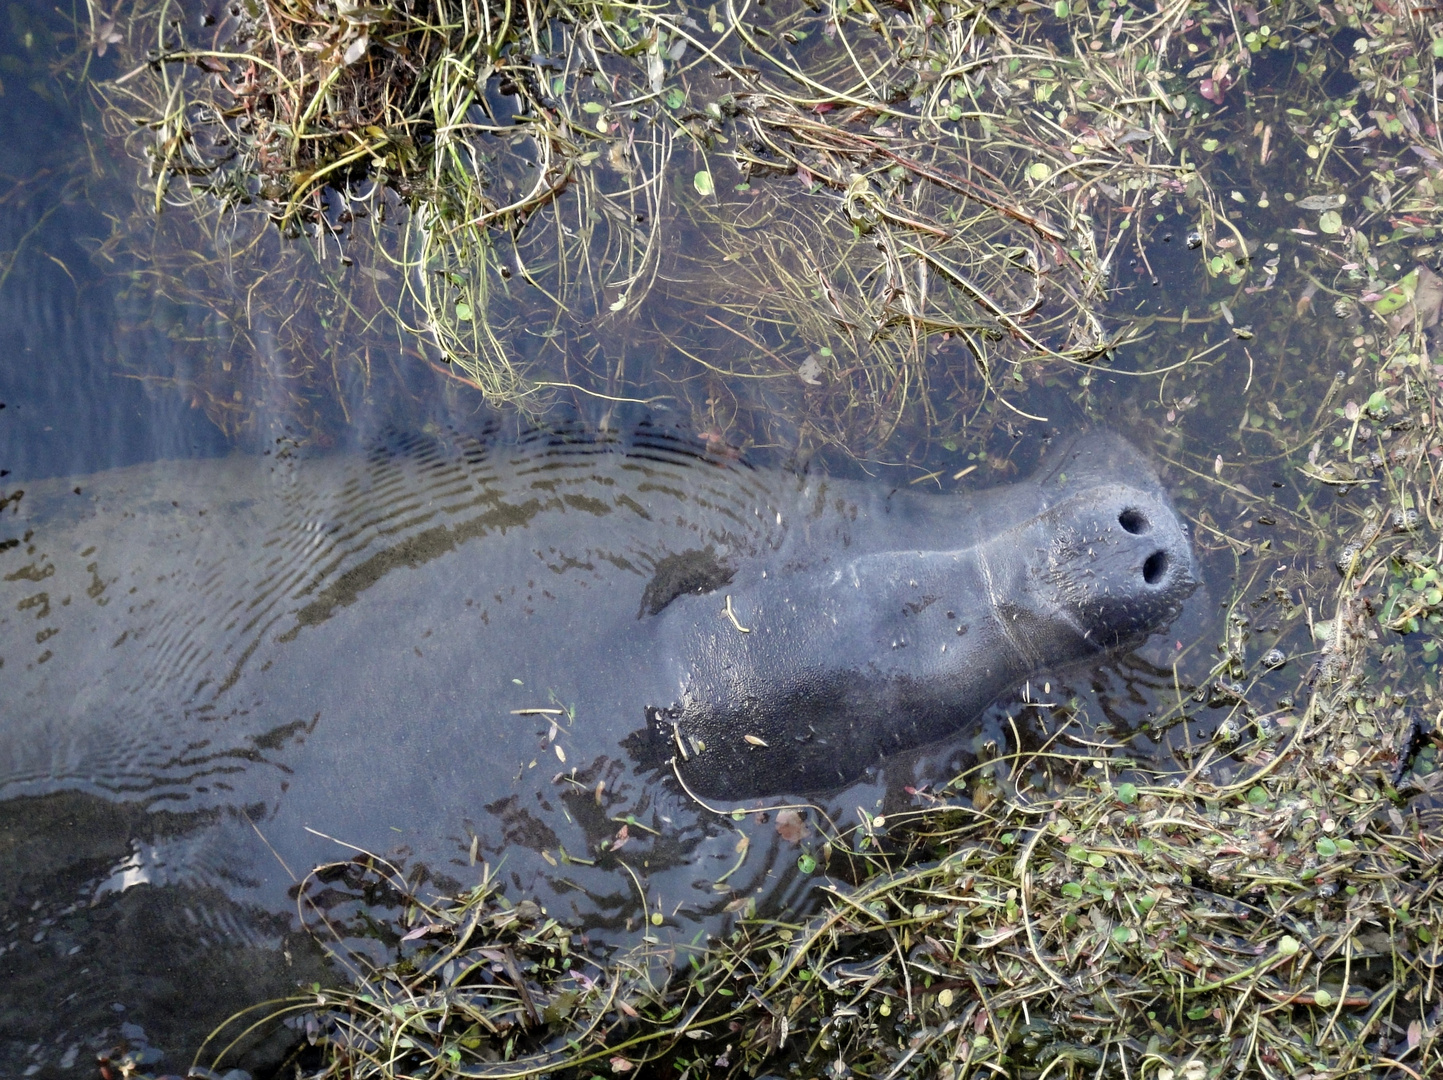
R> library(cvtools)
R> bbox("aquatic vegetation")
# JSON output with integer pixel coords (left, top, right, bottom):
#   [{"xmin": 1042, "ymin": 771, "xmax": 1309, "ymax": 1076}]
[{"xmin": 92, "ymin": 0, "xmax": 1208, "ymax": 456}]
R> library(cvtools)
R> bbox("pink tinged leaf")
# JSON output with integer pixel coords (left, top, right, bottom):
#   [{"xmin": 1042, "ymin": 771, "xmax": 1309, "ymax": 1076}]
[{"xmin": 775, "ymin": 809, "xmax": 808, "ymax": 844}]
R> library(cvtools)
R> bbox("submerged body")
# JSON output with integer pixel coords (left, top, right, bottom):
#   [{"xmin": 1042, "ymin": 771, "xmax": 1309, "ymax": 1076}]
[{"xmin": 0, "ymin": 425, "xmax": 1193, "ymax": 1066}]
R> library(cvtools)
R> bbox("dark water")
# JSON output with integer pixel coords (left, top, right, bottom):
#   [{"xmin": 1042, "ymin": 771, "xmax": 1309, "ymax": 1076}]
[
  {"xmin": 0, "ymin": 10, "xmax": 230, "ymax": 480},
  {"xmin": 4, "ymin": 6, "xmax": 1411, "ymax": 1078}
]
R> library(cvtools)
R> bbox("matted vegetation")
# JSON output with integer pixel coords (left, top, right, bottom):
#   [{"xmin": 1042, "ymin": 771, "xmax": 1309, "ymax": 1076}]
[{"xmin": 92, "ymin": 0, "xmax": 1227, "ymax": 454}]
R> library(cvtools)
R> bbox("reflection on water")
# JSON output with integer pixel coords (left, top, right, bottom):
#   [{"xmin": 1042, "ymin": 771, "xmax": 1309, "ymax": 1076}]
[{"xmin": 0, "ymin": 15, "xmax": 233, "ymax": 482}]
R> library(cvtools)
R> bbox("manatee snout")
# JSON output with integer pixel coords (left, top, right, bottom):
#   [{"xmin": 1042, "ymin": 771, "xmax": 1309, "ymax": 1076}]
[{"xmin": 1046, "ymin": 482, "xmax": 1197, "ymax": 648}]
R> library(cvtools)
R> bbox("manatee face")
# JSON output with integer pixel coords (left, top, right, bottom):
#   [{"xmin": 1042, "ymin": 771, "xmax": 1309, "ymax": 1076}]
[{"xmin": 1039, "ymin": 480, "xmax": 1198, "ymax": 651}]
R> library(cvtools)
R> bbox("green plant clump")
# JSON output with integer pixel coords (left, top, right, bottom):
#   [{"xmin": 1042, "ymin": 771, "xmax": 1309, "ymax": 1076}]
[{"xmin": 96, "ymin": 0, "xmax": 1224, "ymax": 457}]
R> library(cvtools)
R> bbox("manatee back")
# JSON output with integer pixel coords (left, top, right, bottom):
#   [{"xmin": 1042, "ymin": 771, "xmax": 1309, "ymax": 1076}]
[{"xmin": 0, "ymin": 426, "xmax": 789, "ymax": 805}]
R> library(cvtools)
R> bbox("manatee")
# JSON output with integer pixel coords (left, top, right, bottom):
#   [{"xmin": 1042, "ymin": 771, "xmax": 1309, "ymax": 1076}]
[{"xmin": 0, "ymin": 423, "xmax": 1194, "ymax": 1065}]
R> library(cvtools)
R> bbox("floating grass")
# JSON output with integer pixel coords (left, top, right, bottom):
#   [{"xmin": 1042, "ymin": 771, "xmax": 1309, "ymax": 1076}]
[{"xmin": 90, "ymin": 0, "xmax": 1223, "ymax": 457}]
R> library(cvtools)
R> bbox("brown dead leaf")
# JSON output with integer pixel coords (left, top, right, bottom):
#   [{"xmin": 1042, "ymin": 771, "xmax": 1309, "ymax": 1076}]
[{"xmin": 775, "ymin": 808, "xmax": 809, "ymax": 844}]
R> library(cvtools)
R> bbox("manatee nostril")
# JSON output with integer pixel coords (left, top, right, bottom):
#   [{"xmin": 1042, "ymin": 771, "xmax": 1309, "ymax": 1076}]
[
  {"xmin": 1118, "ymin": 508, "xmax": 1149, "ymax": 534},
  {"xmin": 1142, "ymin": 550, "xmax": 1168, "ymax": 585}
]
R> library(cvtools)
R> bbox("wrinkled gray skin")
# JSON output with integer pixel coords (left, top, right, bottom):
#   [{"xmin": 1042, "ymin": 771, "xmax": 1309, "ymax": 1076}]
[
  {"xmin": 661, "ymin": 433, "xmax": 1195, "ymax": 797},
  {"xmin": 0, "ymin": 426, "xmax": 1194, "ymax": 1069}
]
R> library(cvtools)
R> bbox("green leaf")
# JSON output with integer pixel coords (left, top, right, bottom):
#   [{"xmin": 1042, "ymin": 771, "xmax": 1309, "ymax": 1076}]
[
  {"xmin": 1370, "ymin": 268, "xmax": 1419, "ymax": 315},
  {"xmin": 1247, "ymin": 785, "xmax": 1269, "ymax": 806},
  {"xmin": 1116, "ymin": 782, "xmax": 1137, "ymax": 804},
  {"xmin": 947, "ymin": 104, "xmax": 963, "ymax": 122},
  {"xmin": 581, "ymin": 101, "xmax": 606, "ymax": 114},
  {"xmin": 797, "ymin": 853, "xmax": 817, "ymax": 874},
  {"xmin": 454, "ymin": 302, "xmax": 472, "ymax": 322},
  {"xmin": 1319, "ymin": 210, "xmax": 1343, "ymax": 234},
  {"xmin": 693, "ymin": 170, "xmax": 715, "ymax": 196},
  {"xmin": 1278, "ymin": 935, "xmax": 1301, "ymax": 956},
  {"xmin": 1027, "ymin": 161, "xmax": 1051, "ymax": 181},
  {"xmin": 1201, "ymin": 138, "xmax": 1219, "ymax": 152},
  {"xmin": 1187, "ymin": 1005, "xmax": 1209, "ymax": 1020},
  {"xmin": 1316, "ymin": 837, "xmax": 1338, "ymax": 857},
  {"xmin": 1060, "ymin": 882, "xmax": 1083, "ymax": 899},
  {"xmin": 1053, "ymin": 0, "xmax": 1070, "ymax": 15},
  {"xmin": 1111, "ymin": 925, "xmax": 1134, "ymax": 945},
  {"xmin": 1312, "ymin": 988, "xmax": 1333, "ymax": 1007},
  {"xmin": 664, "ymin": 87, "xmax": 685, "ymax": 110}
]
